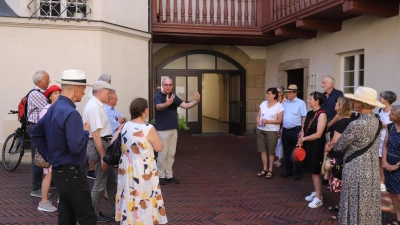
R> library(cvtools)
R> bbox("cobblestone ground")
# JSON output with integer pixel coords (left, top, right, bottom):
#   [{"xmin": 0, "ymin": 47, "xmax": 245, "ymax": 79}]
[{"xmin": 0, "ymin": 133, "xmax": 395, "ymax": 224}]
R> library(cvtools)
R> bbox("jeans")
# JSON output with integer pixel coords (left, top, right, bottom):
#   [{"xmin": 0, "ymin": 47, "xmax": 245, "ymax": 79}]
[{"xmin": 27, "ymin": 124, "xmax": 43, "ymax": 191}]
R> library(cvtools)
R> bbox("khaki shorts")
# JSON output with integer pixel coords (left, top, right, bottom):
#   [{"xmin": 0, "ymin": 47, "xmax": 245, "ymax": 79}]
[{"xmin": 257, "ymin": 130, "xmax": 279, "ymax": 154}]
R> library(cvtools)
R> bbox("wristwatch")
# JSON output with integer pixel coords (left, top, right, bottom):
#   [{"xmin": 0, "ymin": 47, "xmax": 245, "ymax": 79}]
[{"xmin": 397, "ymin": 162, "xmax": 400, "ymax": 167}]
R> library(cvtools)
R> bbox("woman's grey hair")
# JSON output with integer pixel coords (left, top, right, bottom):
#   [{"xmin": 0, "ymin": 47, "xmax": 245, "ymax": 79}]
[
  {"xmin": 276, "ymin": 86, "xmax": 285, "ymax": 93},
  {"xmin": 32, "ymin": 70, "xmax": 46, "ymax": 84},
  {"xmin": 392, "ymin": 105, "xmax": 400, "ymax": 119},
  {"xmin": 322, "ymin": 75, "xmax": 335, "ymax": 85},
  {"xmin": 98, "ymin": 74, "xmax": 112, "ymax": 83},
  {"xmin": 380, "ymin": 91, "xmax": 397, "ymax": 105}
]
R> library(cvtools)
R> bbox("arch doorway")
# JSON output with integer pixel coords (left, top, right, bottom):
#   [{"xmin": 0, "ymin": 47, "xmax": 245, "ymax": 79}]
[{"xmin": 155, "ymin": 50, "xmax": 246, "ymax": 135}]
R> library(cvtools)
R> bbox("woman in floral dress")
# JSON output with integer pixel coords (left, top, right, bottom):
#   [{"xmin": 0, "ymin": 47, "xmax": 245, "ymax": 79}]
[
  {"xmin": 115, "ymin": 98, "xmax": 167, "ymax": 225},
  {"xmin": 333, "ymin": 87, "xmax": 384, "ymax": 225}
]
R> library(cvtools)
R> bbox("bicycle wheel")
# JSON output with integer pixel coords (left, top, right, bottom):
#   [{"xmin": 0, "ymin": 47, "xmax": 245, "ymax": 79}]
[{"xmin": 2, "ymin": 133, "xmax": 24, "ymax": 171}]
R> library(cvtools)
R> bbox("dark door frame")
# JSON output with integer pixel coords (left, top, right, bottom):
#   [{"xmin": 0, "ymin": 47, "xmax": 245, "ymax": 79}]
[{"xmin": 151, "ymin": 50, "xmax": 246, "ymax": 135}]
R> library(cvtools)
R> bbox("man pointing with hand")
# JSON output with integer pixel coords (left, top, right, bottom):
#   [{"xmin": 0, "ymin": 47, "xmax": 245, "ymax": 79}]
[{"xmin": 154, "ymin": 78, "xmax": 201, "ymax": 185}]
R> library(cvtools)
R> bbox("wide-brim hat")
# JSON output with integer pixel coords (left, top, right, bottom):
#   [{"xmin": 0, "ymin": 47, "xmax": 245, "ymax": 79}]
[
  {"xmin": 56, "ymin": 70, "xmax": 91, "ymax": 86},
  {"xmin": 344, "ymin": 87, "xmax": 384, "ymax": 108},
  {"xmin": 321, "ymin": 155, "xmax": 331, "ymax": 175},
  {"xmin": 291, "ymin": 146, "xmax": 306, "ymax": 162},
  {"xmin": 44, "ymin": 85, "xmax": 62, "ymax": 98},
  {"xmin": 284, "ymin": 84, "xmax": 299, "ymax": 92}
]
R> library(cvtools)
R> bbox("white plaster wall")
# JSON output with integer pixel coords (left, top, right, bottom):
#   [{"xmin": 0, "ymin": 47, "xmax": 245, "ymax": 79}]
[
  {"xmin": 0, "ymin": 17, "xmax": 150, "ymax": 143},
  {"xmin": 6, "ymin": 0, "xmax": 149, "ymax": 32},
  {"xmin": 264, "ymin": 12, "xmax": 400, "ymax": 109},
  {"xmin": 202, "ymin": 74, "xmax": 219, "ymax": 119}
]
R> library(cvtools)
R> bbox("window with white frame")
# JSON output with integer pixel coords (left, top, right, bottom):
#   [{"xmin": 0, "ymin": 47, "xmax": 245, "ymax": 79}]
[
  {"xmin": 342, "ymin": 51, "xmax": 364, "ymax": 94},
  {"xmin": 34, "ymin": 0, "xmax": 88, "ymax": 19}
]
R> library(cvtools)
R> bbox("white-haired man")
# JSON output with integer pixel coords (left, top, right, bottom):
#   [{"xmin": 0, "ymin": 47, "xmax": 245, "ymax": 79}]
[{"xmin": 26, "ymin": 70, "xmax": 51, "ymax": 198}]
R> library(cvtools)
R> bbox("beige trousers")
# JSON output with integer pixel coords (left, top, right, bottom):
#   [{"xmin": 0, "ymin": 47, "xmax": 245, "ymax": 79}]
[{"xmin": 157, "ymin": 129, "xmax": 178, "ymax": 179}]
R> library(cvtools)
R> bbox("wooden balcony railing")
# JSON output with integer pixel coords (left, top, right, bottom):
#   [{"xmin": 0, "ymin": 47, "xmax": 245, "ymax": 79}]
[
  {"xmin": 153, "ymin": 0, "xmax": 259, "ymax": 27},
  {"xmin": 272, "ymin": 0, "xmax": 325, "ymax": 21}
]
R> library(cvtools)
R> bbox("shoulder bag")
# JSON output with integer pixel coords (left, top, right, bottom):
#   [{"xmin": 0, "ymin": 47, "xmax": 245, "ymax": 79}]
[
  {"xmin": 34, "ymin": 149, "xmax": 51, "ymax": 168},
  {"xmin": 332, "ymin": 121, "xmax": 382, "ymax": 180},
  {"xmin": 103, "ymin": 133, "xmax": 122, "ymax": 166}
]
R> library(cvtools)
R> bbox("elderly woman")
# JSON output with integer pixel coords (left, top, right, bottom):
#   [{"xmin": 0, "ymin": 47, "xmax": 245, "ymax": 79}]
[
  {"xmin": 256, "ymin": 87, "xmax": 284, "ymax": 179},
  {"xmin": 115, "ymin": 98, "xmax": 168, "ymax": 224},
  {"xmin": 323, "ymin": 96, "xmax": 352, "ymax": 218},
  {"xmin": 382, "ymin": 105, "xmax": 400, "ymax": 225},
  {"xmin": 333, "ymin": 87, "xmax": 384, "ymax": 225},
  {"xmin": 274, "ymin": 86, "xmax": 287, "ymax": 168},
  {"xmin": 379, "ymin": 91, "xmax": 397, "ymax": 192},
  {"xmin": 297, "ymin": 91, "xmax": 327, "ymax": 209},
  {"xmin": 37, "ymin": 85, "xmax": 61, "ymax": 213}
]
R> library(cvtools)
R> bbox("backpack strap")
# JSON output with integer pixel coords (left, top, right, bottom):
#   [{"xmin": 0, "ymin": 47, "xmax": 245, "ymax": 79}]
[
  {"xmin": 24, "ymin": 89, "xmax": 43, "ymax": 119},
  {"xmin": 345, "ymin": 120, "xmax": 382, "ymax": 163}
]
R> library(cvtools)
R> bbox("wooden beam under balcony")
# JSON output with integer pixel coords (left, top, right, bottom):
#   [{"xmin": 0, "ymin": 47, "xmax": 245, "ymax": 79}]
[
  {"xmin": 274, "ymin": 27, "xmax": 317, "ymax": 39},
  {"xmin": 342, "ymin": 0, "xmax": 399, "ymax": 18},
  {"xmin": 296, "ymin": 19, "xmax": 342, "ymax": 32}
]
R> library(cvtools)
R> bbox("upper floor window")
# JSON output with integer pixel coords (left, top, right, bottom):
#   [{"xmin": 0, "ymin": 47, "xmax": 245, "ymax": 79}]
[
  {"xmin": 30, "ymin": 0, "xmax": 89, "ymax": 20},
  {"xmin": 342, "ymin": 51, "xmax": 364, "ymax": 94}
]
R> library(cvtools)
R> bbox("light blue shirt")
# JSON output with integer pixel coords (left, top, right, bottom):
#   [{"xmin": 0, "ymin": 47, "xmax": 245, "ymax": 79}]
[
  {"xmin": 282, "ymin": 97, "xmax": 307, "ymax": 129},
  {"xmin": 105, "ymin": 104, "xmax": 125, "ymax": 135}
]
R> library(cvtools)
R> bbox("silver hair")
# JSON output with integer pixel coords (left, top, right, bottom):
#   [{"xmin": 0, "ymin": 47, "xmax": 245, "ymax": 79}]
[
  {"xmin": 162, "ymin": 77, "xmax": 173, "ymax": 85},
  {"xmin": 392, "ymin": 105, "xmax": 400, "ymax": 120},
  {"xmin": 322, "ymin": 75, "xmax": 335, "ymax": 85},
  {"xmin": 276, "ymin": 86, "xmax": 285, "ymax": 92},
  {"xmin": 98, "ymin": 74, "xmax": 112, "ymax": 83},
  {"xmin": 32, "ymin": 70, "xmax": 47, "ymax": 84},
  {"xmin": 380, "ymin": 91, "xmax": 397, "ymax": 105}
]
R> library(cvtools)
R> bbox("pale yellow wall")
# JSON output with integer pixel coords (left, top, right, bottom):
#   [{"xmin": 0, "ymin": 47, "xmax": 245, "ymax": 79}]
[
  {"xmin": 202, "ymin": 73, "xmax": 220, "ymax": 119},
  {"xmin": 0, "ymin": 17, "xmax": 150, "ymax": 142},
  {"xmin": 265, "ymin": 12, "xmax": 400, "ymax": 110},
  {"xmin": 7, "ymin": 0, "xmax": 149, "ymax": 32}
]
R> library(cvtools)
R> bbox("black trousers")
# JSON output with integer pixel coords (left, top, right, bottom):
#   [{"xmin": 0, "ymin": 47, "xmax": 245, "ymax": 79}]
[
  {"xmin": 282, "ymin": 127, "xmax": 302, "ymax": 176},
  {"xmin": 52, "ymin": 167, "xmax": 97, "ymax": 225}
]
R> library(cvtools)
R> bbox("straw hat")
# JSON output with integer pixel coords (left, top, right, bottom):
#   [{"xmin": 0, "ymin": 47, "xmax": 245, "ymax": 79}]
[
  {"xmin": 321, "ymin": 155, "xmax": 331, "ymax": 175},
  {"xmin": 284, "ymin": 84, "xmax": 299, "ymax": 92},
  {"xmin": 344, "ymin": 87, "xmax": 384, "ymax": 108},
  {"xmin": 56, "ymin": 70, "xmax": 91, "ymax": 86}
]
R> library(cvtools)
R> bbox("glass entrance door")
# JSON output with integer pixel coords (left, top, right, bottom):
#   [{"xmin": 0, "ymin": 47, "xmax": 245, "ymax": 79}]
[{"xmin": 229, "ymin": 73, "xmax": 245, "ymax": 135}]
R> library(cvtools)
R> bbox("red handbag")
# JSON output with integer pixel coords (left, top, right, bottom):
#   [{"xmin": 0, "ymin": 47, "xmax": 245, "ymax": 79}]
[{"xmin": 292, "ymin": 146, "xmax": 306, "ymax": 162}]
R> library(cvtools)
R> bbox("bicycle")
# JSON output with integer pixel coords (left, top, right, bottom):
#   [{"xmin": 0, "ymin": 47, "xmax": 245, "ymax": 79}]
[{"xmin": 2, "ymin": 110, "xmax": 27, "ymax": 171}]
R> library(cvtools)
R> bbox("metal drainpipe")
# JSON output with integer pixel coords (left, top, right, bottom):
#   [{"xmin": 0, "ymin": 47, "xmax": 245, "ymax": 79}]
[{"xmin": 148, "ymin": 0, "xmax": 154, "ymax": 120}]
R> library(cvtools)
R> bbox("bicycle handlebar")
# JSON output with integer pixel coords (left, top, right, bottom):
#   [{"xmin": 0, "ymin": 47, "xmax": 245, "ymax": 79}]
[{"xmin": 8, "ymin": 110, "xmax": 18, "ymax": 114}]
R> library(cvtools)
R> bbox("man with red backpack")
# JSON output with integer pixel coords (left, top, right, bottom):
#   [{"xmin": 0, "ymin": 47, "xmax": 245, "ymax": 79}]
[{"xmin": 26, "ymin": 70, "xmax": 51, "ymax": 198}]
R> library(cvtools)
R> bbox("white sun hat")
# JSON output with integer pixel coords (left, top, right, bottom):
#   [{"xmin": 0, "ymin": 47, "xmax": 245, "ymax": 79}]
[
  {"xmin": 344, "ymin": 87, "xmax": 385, "ymax": 108},
  {"xmin": 56, "ymin": 69, "xmax": 91, "ymax": 86}
]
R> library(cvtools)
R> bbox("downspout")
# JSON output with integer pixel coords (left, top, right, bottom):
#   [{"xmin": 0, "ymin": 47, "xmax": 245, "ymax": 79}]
[{"xmin": 148, "ymin": 0, "xmax": 154, "ymax": 120}]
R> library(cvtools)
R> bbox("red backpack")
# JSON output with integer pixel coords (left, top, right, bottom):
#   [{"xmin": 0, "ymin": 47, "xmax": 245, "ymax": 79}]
[{"xmin": 18, "ymin": 89, "xmax": 41, "ymax": 124}]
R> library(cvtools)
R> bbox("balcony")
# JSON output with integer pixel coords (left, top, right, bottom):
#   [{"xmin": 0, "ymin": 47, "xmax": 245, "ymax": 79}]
[{"xmin": 152, "ymin": 0, "xmax": 400, "ymax": 46}]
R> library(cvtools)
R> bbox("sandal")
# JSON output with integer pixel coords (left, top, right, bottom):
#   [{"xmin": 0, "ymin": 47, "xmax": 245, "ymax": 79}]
[
  {"xmin": 265, "ymin": 171, "xmax": 273, "ymax": 179},
  {"xmin": 257, "ymin": 170, "xmax": 268, "ymax": 177},
  {"xmin": 388, "ymin": 220, "xmax": 400, "ymax": 225},
  {"xmin": 328, "ymin": 205, "xmax": 339, "ymax": 211}
]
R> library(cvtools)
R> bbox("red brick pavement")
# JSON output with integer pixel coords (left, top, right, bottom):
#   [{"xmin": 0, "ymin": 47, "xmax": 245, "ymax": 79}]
[{"xmin": 0, "ymin": 133, "xmax": 396, "ymax": 224}]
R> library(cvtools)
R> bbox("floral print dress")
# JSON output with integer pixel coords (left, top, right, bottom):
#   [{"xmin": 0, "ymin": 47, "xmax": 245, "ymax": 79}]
[
  {"xmin": 115, "ymin": 122, "xmax": 168, "ymax": 225},
  {"xmin": 333, "ymin": 113, "xmax": 381, "ymax": 225}
]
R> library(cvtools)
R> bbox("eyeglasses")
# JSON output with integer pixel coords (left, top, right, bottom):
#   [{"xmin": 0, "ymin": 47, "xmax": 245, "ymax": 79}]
[{"xmin": 163, "ymin": 84, "xmax": 173, "ymax": 87}]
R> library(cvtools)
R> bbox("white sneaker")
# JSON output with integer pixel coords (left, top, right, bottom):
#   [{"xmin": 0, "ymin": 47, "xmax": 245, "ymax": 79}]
[
  {"xmin": 273, "ymin": 160, "xmax": 279, "ymax": 166},
  {"xmin": 305, "ymin": 192, "xmax": 323, "ymax": 201},
  {"xmin": 308, "ymin": 197, "xmax": 323, "ymax": 208},
  {"xmin": 276, "ymin": 161, "xmax": 282, "ymax": 167},
  {"xmin": 380, "ymin": 183, "xmax": 387, "ymax": 192},
  {"xmin": 38, "ymin": 200, "xmax": 57, "ymax": 212}
]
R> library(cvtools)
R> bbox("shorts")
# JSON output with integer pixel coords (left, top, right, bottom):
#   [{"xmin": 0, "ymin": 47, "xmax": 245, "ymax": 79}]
[{"xmin": 257, "ymin": 130, "xmax": 279, "ymax": 154}]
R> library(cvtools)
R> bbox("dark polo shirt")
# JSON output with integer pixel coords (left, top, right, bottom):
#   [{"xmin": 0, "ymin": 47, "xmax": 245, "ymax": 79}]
[
  {"xmin": 321, "ymin": 88, "xmax": 344, "ymax": 122},
  {"xmin": 153, "ymin": 91, "xmax": 184, "ymax": 131}
]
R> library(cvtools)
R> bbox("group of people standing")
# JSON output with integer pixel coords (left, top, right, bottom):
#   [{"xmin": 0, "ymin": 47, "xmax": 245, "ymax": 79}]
[
  {"xmin": 25, "ymin": 70, "xmax": 200, "ymax": 224},
  {"xmin": 256, "ymin": 75, "xmax": 400, "ymax": 225}
]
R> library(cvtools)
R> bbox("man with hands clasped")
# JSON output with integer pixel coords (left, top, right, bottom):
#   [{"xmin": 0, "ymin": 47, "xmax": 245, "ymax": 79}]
[{"xmin": 154, "ymin": 78, "xmax": 201, "ymax": 185}]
